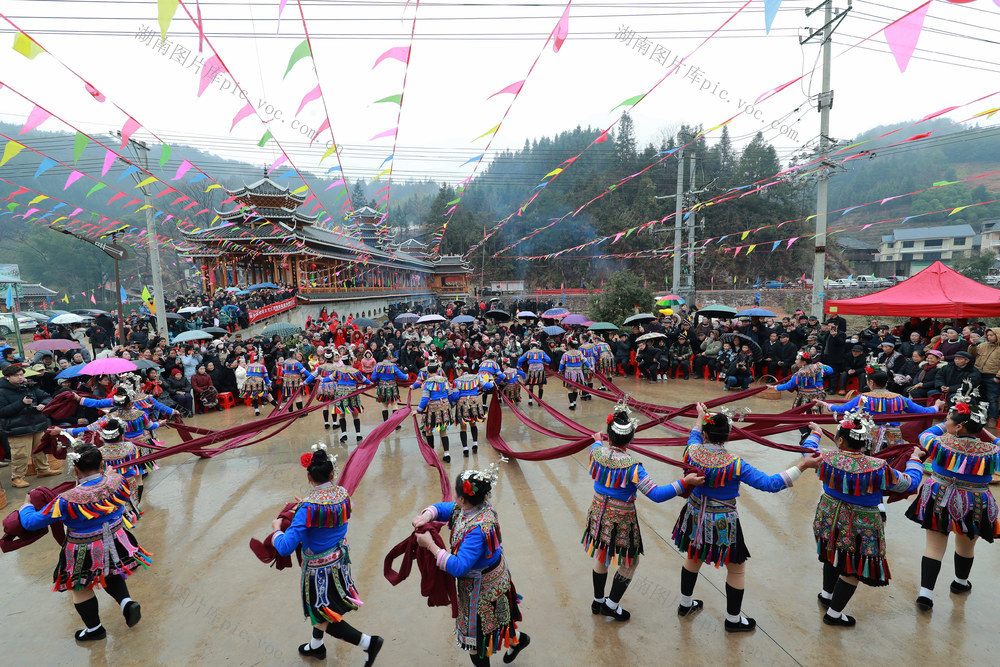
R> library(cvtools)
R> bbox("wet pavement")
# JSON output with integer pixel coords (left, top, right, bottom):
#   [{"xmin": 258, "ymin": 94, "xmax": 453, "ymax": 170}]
[{"xmin": 3, "ymin": 375, "xmax": 998, "ymax": 666}]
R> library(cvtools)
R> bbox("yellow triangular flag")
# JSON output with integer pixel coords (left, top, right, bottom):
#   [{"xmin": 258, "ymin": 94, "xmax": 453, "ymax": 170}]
[
  {"xmin": 141, "ymin": 286, "xmax": 151, "ymax": 301},
  {"xmin": 372, "ymin": 168, "xmax": 391, "ymax": 181},
  {"xmin": 741, "ymin": 230, "xmax": 749, "ymax": 240},
  {"xmin": 137, "ymin": 204, "xmax": 152, "ymax": 211},
  {"xmin": 205, "ymin": 184, "xmax": 222, "ymax": 192},
  {"xmin": 135, "ymin": 176, "xmax": 158, "ymax": 188},
  {"xmin": 543, "ymin": 168, "xmax": 563, "ymax": 179},
  {"xmin": 62, "ymin": 294, "xmax": 69, "ymax": 304},
  {"xmin": 320, "ymin": 144, "xmax": 337, "ymax": 163},
  {"xmin": 157, "ymin": 0, "xmax": 179, "ymax": 41},
  {"xmin": 472, "ymin": 124, "xmax": 500, "ymax": 142},
  {"xmin": 12, "ymin": 32, "xmax": 44, "ymax": 59},
  {"xmin": 949, "ymin": 206, "xmax": 969, "ymax": 216},
  {"xmin": 747, "ymin": 244, "xmax": 756, "ymax": 254},
  {"xmin": 293, "ymin": 185, "xmax": 309, "ymax": 194},
  {"xmin": 28, "ymin": 194, "xmax": 48, "ymax": 205},
  {"xmin": 0, "ymin": 140, "xmax": 25, "ymax": 166}
]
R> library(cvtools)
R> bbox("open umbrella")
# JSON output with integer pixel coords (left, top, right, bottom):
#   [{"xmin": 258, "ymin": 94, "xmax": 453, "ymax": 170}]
[
  {"xmin": 261, "ymin": 322, "xmax": 303, "ymax": 338},
  {"xmin": 221, "ymin": 304, "xmax": 241, "ymax": 313},
  {"xmin": 131, "ymin": 358, "xmax": 161, "ymax": 371},
  {"xmin": 394, "ymin": 313, "xmax": 420, "ymax": 324},
  {"xmin": 489, "ymin": 297, "xmax": 502, "ymax": 303},
  {"xmin": 516, "ymin": 310, "xmax": 538, "ymax": 320},
  {"xmin": 165, "ymin": 313, "xmax": 185, "ymax": 320},
  {"xmin": 49, "ymin": 313, "xmax": 86, "ymax": 324},
  {"xmin": 55, "ymin": 365, "xmax": 86, "ymax": 380},
  {"xmin": 623, "ymin": 313, "xmax": 656, "ymax": 326},
  {"xmin": 223, "ymin": 287, "xmax": 241, "ymax": 292},
  {"xmin": 452, "ymin": 315, "xmax": 476, "ymax": 324},
  {"xmin": 173, "ymin": 330, "xmax": 214, "ymax": 343},
  {"xmin": 352, "ymin": 318, "xmax": 378, "ymax": 330},
  {"xmin": 178, "ymin": 306, "xmax": 206, "ymax": 314},
  {"xmin": 25, "ymin": 339, "xmax": 81, "ymax": 352},
  {"xmin": 636, "ymin": 332, "xmax": 666, "ymax": 342},
  {"xmin": 655, "ymin": 294, "xmax": 686, "ymax": 308},
  {"xmin": 80, "ymin": 357, "xmax": 138, "ymax": 375},
  {"xmin": 248, "ymin": 282, "xmax": 280, "ymax": 291},
  {"xmin": 562, "ymin": 314, "xmax": 589, "ymax": 326},
  {"xmin": 735, "ymin": 308, "xmax": 776, "ymax": 317},
  {"xmin": 721, "ymin": 332, "xmax": 763, "ymax": 360},
  {"xmin": 696, "ymin": 305, "xmax": 737, "ymax": 319},
  {"xmin": 541, "ymin": 307, "xmax": 569, "ymax": 319},
  {"xmin": 203, "ymin": 327, "xmax": 230, "ymax": 336},
  {"xmin": 588, "ymin": 322, "xmax": 619, "ymax": 332},
  {"xmin": 235, "ymin": 290, "xmax": 251, "ymax": 296},
  {"xmin": 542, "ymin": 325, "xmax": 565, "ymax": 336},
  {"xmin": 453, "ymin": 300, "xmax": 466, "ymax": 305},
  {"xmin": 417, "ymin": 314, "xmax": 446, "ymax": 324},
  {"xmin": 486, "ymin": 309, "xmax": 511, "ymax": 322}
]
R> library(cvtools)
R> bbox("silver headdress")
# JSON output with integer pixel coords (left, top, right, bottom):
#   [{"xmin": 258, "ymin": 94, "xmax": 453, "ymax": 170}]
[
  {"xmin": 950, "ymin": 379, "xmax": 988, "ymax": 424},
  {"xmin": 459, "ymin": 456, "xmax": 508, "ymax": 495},
  {"xmin": 100, "ymin": 419, "xmax": 125, "ymax": 442},
  {"xmin": 713, "ymin": 405, "xmax": 751, "ymax": 423},
  {"xmin": 839, "ymin": 407, "xmax": 877, "ymax": 443},
  {"xmin": 609, "ymin": 396, "xmax": 639, "ymax": 435}
]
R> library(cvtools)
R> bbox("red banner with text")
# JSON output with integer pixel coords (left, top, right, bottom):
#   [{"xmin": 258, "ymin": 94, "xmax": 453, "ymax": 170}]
[{"xmin": 248, "ymin": 297, "xmax": 297, "ymax": 323}]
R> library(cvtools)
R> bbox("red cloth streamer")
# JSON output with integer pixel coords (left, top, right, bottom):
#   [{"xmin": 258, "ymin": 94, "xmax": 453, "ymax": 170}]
[
  {"xmin": 383, "ymin": 522, "xmax": 458, "ymax": 618},
  {"xmin": 248, "ymin": 502, "xmax": 300, "ymax": 570},
  {"xmin": 1, "ymin": 481, "xmax": 75, "ymax": 553}
]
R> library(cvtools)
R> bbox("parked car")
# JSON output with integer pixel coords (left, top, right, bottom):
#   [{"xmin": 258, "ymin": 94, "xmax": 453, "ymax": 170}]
[
  {"xmin": 763, "ymin": 280, "xmax": 785, "ymax": 289},
  {"xmin": 71, "ymin": 309, "xmax": 108, "ymax": 317},
  {"xmin": 17, "ymin": 311, "xmax": 50, "ymax": 326},
  {"xmin": 0, "ymin": 313, "xmax": 37, "ymax": 336},
  {"xmin": 987, "ymin": 274, "xmax": 1000, "ymax": 285},
  {"xmin": 37, "ymin": 309, "xmax": 72, "ymax": 319}
]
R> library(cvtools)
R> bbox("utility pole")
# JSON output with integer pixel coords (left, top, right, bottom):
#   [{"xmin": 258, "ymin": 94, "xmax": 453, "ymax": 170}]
[
  {"xmin": 671, "ymin": 147, "xmax": 685, "ymax": 294},
  {"xmin": 683, "ymin": 152, "xmax": 697, "ymax": 301},
  {"xmin": 801, "ymin": 0, "xmax": 851, "ymax": 318},
  {"xmin": 117, "ymin": 133, "xmax": 169, "ymax": 341}
]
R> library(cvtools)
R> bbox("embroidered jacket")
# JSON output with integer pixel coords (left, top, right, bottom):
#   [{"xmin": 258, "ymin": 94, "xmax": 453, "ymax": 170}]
[
  {"xmin": 589, "ymin": 442, "xmax": 685, "ymax": 502},
  {"xmin": 273, "ymin": 482, "xmax": 352, "ymax": 556}
]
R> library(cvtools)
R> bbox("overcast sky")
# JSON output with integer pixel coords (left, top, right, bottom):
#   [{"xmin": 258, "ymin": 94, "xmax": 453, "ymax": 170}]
[{"xmin": 1, "ymin": 0, "xmax": 998, "ymax": 191}]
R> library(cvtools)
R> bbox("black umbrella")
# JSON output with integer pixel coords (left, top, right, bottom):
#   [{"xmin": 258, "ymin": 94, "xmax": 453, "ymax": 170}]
[
  {"xmin": 165, "ymin": 313, "xmax": 184, "ymax": 320},
  {"xmin": 721, "ymin": 333, "xmax": 763, "ymax": 360},
  {"xmin": 203, "ymin": 327, "xmax": 229, "ymax": 337},
  {"xmin": 623, "ymin": 313, "xmax": 656, "ymax": 326},
  {"xmin": 353, "ymin": 318, "xmax": 378, "ymax": 330},
  {"xmin": 486, "ymin": 309, "xmax": 511, "ymax": 322}
]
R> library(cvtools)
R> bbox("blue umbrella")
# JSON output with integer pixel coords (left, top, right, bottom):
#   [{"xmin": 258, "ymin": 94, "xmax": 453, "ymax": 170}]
[
  {"xmin": 543, "ymin": 325, "xmax": 565, "ymax": 336},
  {"xmin": 56, "ymin": 364, "xmax": 86, "ymax": 380},
  {"xmin": 248, "ymin": 282, "xmax": 280, "ymax": 291},
  {"xmin": 541, "ymin": 307, "xmax": 570, "ymax": 319},
  {"xmin": 452, "ymin": 315, "xmax": 475, "ymax": 324},
  {"xmin": 235, "ymin": 290, "xmax": 251, "ymax": 296},
  {"xmin": 222, "ymin": 304, "xmax": 240, "ymax": 313},
  {"xmin": 735, "ymin": 308, "xmax": 777, "ymax": 317}
]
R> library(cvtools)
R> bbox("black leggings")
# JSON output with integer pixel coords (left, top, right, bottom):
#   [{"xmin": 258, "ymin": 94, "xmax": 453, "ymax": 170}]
[
  {"xmin": 325, "ymin": 619, "xmax": 362, "ymax": 645},
  {"xmin": 470, "ymin": 653, "xmax": 491, "ymax": 667}
]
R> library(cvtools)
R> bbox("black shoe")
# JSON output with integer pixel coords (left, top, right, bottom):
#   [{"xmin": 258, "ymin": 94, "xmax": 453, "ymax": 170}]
[
  {"xmin": 677, "ymin": 599, "xmax": 703, "ymax": 617},
  {"xmin": 823, "ymin": 612, "xmax": 856, "ymax": 627},
  {"xmin": 395, "ymin": 425, "xmax": 402, "ymax": 431},
  {"xmin": 324, "ymin": 422, "xmax": 331, "ymax": 430},
  {"xmin": 357, "ymin": 435, "xmax": 364, "ymax": 442},
  {"xmin": 340, "ymin": 435, "xmax": 348, "ymax": 443},
  {"xmin": 880, "ymin": 511, "xmax": 887, "ymax": 522},
  {"xmin": 568, "ymin": 403, "xmax": 576, "ymax": 410},
  {"xmin": 591, "ymin": 599, "xmax": 604, "ymax": 614},
  {"xmin": 916, "ymin": 596, "xmax": 934, "ymax": 611},
  {"xmin": 950, "ymin": 580, "xmax": 973, "ymax": 595},
  {"xmin": 598, "ymin": 600, "xmax": 630, "ymax": 621},
  {"xmin": 298, "ymin": 643, "xmax": 327, "ymax": 659},
  {"xmin": 443, "ymin": 453, "xmax": 451, "ymax": 463},
  {"xmin": 817, "ymin": 594, "xmax": 831, "ymax": 608},
  {"xmin": 75, "ymin": 626, "xmax": 106, "ymax": 642},
  {"xmin": 502, "ymin": 632, "xmax": 530, "ymax": 663},
  {"xmin": 472, "ymin": 443, "xmax": 478, "ymax": 453},
  {"xmin": 724, "ymin": 616, "xmax": 756, "ymax": 633},
  {"xmin": 365, "ymin": 635, "xmax": 384, "ymax": 666},
  {"xmin": 123, "ymin": 601, "xmax": 142, "ymax": 627},
  {"xmin": 463, "ymin": 448, "xmax": 470, "ymax": 458}
]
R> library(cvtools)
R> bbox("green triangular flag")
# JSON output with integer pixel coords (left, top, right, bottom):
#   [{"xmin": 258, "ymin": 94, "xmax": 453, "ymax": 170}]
[
  {"xmin": 73, "ymin": 132, "xmax": 88, "ymax": 164},
  {"xmin": 86, "ymin": 182, "xmax": 107, "ymax": 198},
  {"xmin": 159, "ymin": 143, "xmax": 172, "ymax": 169},
  {"xmin": 373, "ymin": 94, "xmax": 403, "ymax": 106},
  {"xmin": 284, "ymin": 40, "xmax": 311, "ymax": 79},
  {"xmin": 258, "ymin": 130, "xmax": 273, "ymax": 147},
  {"xmin": 611, "ymin": 94, "xmax": 644, "ymax": 112}
]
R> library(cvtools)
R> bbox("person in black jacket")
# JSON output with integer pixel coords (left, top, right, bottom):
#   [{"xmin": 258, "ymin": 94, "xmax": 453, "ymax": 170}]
[
  {"xmin": 936, "ymin": 351, "xmax": 982, "ymax": 401},
  {"xmin": 822, "ymin": 321, "xmax": 848, "ymax": 390},
  {"xmin": 905, "ymin": 350, "xmax": 943, "ymax": 398},
  {"xmin": 759, "ymin": 332, "xmax": 782, "ymax": 377},
  {"xmin": 837, "ymin": 345, "xmax": 869, "ymax": 395},
  {"xmin": 636, "ymin": 342, "xmax": 660, "ymax": 381},
  {"xmin": 0, "ymin": 365, "xmax": 58, "ymax": 488},
  {"xmin": 613, "ymin": 334, "xmax": 632, "ymax": 376},
  {"xmin": 776, "ymin": 332, "xmax": 799, "ymax": 377}
]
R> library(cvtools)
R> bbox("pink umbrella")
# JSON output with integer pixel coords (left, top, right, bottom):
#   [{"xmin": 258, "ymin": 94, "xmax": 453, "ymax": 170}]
[
  {"xmin": 562, "ymin": 314, "xmax": 589, "ymax": 326},
  {"xmin": 25, "ymin": 339, "xmax": 82, "ymax": 352},
  {"xmin": 80, "ymin": 357, "xmax": 138, "ymax": 375}
]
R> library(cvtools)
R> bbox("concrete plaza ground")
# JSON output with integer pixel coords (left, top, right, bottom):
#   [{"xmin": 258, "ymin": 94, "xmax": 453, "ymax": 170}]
[{"xmin": 4, "ymin": 375, "xmax": 997, "ymax": 666}]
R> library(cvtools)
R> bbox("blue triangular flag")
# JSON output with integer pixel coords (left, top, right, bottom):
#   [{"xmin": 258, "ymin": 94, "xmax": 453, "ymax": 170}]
[
  {"xmin": 764, "ymin": 0, "xmax": 783, "ymax": 34},
  {"xmin": 117, "ymin": 165, "xmax": 141, "ymax": 181},
  {"xmin": 120, "ymin": 286, "xmax": 127, "ymax": 302},
  {"xmin": 34, "ymin": 157, "xmax": 58, "ymax": 179},
  {"xmin": 5, "ymin": 285, "xmax": 13, "ymax": 310}
]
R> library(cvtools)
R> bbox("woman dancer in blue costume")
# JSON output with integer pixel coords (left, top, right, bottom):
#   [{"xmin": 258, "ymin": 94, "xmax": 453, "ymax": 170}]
[
  {"xmin": 416, "ymin": 363, "xmax": 455, "ymax": 462},
  {"xmin": 673, "ymin": 402, "xmax": 821, "ymax": 632},
  {"xmin": 370, "ymin": 352, "xmax": 408, "ymax": 431},
  {"xmin": 768, "ymin": 351, "xmax": 833, "ymax": 414},
  {"xmin": 451, "ymin": 360, "xmax": 491, "ymax": 458},
  {"xmin": 243, "ymin": 347, "xmax": 277, "ymax": 416},
  {"xmin": 558, "ymin": 339, "xmax": 591, "ymax": 411},
  {"xmin": 516, "ymin": 341, "xmax": 549, "ymax": 406},
  {"xmin": 332, "ymin": 360, "xmax": 372, "ymax": 444},
  {"xmin": 412, "ymin": 462, "xmax": 531, "ymax": 666},
  {"xmin": 17, "ymin": 443, "xmax": 150, "ymax": 642},
  {"xmin": 280, "ymin": 351, "xmax": 316, "ymax": 413},
  {"xmin": 584, "ymin": 400, "xmax": 704, "ymax": 621},
  {"xmin": 270, "ymin": 444, "xmax": 383, "ymax": 663},
  {"xmin": 314, "ymin": 349, "xmax": 341, "ymax": 430},
  {"xmin": 799, "ymin": 410, "xmax": 924, "ymax": 627},
  {"xmin": 496, "ymin": 358, "xmax": 525, "ymax": 406},
  {"xmin": 904, "ymin": 383, "xmax": 1000, "ymax": 611}
]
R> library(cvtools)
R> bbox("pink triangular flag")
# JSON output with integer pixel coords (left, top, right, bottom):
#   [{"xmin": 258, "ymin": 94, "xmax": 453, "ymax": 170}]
[
  {"xmin": 91, "ymin": 294, "xmax": 97, "ymax": 304},
  {"xmin": 552, "ymin": 0, "xmax": 571, "ymax": 53},
  {"xmin": 270, "ymin": 154, "xmax": 287, "ymax": 172},
  {"xmin": 372, "ymin": 46, "xmax": 409, "ymax": 68},
  {"xmin": 20, "ymin": 105, "xmax": 51, "ymax": 134},
  {"xmin": 120, "ymin": 118, "xmax": 141, "ymax": 148},
  {"xmin": 173, "ymin": 159, "xmax": 192, "ymax": 180},
  {"xmin": 296, "ymin": 84, "xmax": 322, "ymax": 117},
  {"xmin": 487, "ymin": 80, "xmax": 524, "ymax": 100},
  {"xmin": 786, "ymin": 237, "xmax": 799, "ymax": 249},
  {"xmin": 231, "ymin": 102, "xmax": 255, "ymax": 131},
  {"xmin": 325, "ymin": 179, "xmax": 346, "ymax": 190},
  {"xmin": 102, "ymin": 149, "xmax": 116, "ymax": 176},
  {"xmin": 198, "ymin": 55, "xmax": 224, "ymax": 97},
  {"xmin": 69, "ymin": 207, "xmax": 83, "ymax": 217},
  {"xmin": 64, "ymin": 171, "xmax": 84, "ymax": 190},
  {"xmin": 883, "ymin": 1, "xmax": 931, "ymax": 73},
  {"xmin": 84, "ymin": 81, "xmax": 106, "ymax": 102},
  {"xmin": 370, "ymin": 128, "xmax": 396, "ymax": 141},
  {"xmin": 310, "ymin": 118, "xmax": 330, "ymax": 145}
]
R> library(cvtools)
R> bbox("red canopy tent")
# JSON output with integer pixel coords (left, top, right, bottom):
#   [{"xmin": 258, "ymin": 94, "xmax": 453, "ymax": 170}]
[{"xmin": 825, "ymin": 261, "xmax": 1000, "ymax": 318}]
